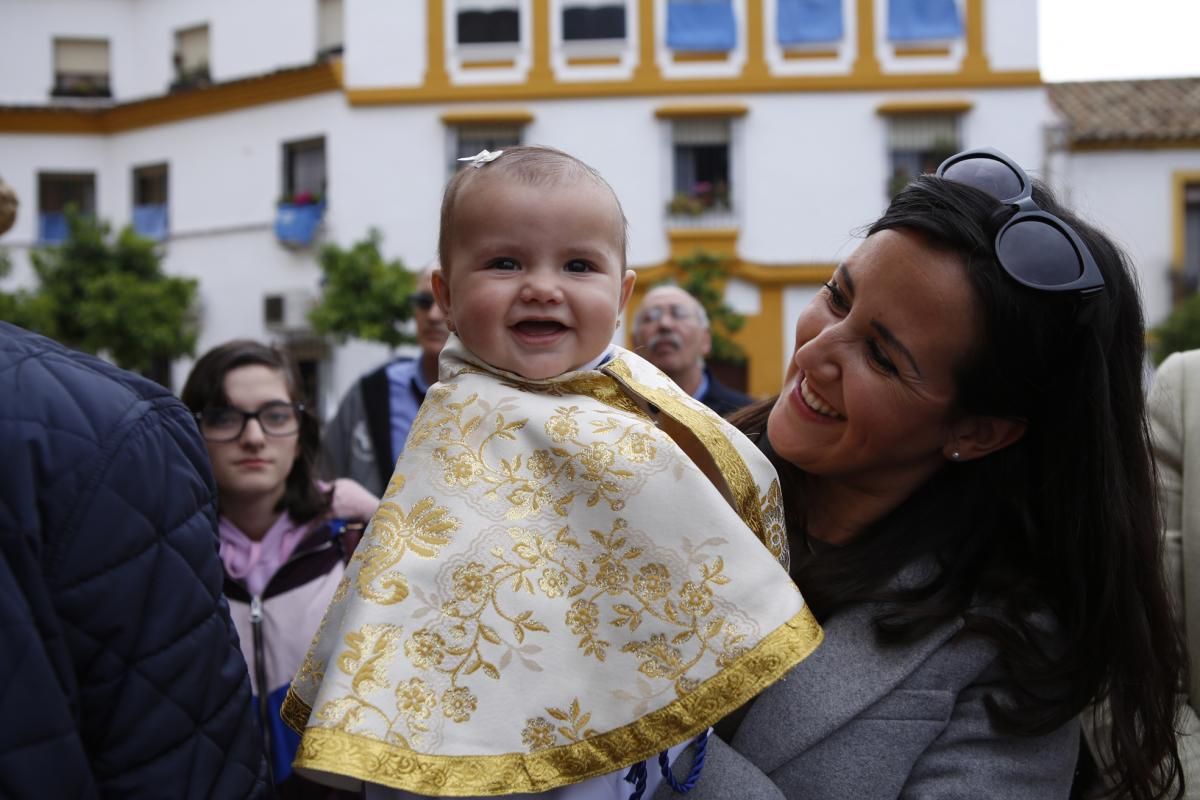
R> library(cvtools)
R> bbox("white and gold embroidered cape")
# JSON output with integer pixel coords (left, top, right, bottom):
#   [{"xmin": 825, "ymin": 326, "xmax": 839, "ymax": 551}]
[{"xmin": 282, "ymin": 338, "xmax": 823, "ymax": 795}]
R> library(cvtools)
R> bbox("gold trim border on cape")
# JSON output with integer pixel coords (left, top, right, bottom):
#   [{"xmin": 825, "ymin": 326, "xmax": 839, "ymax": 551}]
[
  {"xmin": 600, "ymin": 358, "xmax": 769, "ymax": 550},
  {"xmin": 284, "ymin": 608, "xmax": 822, "ymax": 796}
]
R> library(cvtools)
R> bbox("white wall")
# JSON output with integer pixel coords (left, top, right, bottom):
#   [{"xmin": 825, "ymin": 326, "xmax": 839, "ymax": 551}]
[
  {"xmin": 0, "ymin": 0, "xmax": 324, "ymax": 104},
  {"xmin": 1055, "ymin": 149, "xmax": 1200, "ymax": 328}
]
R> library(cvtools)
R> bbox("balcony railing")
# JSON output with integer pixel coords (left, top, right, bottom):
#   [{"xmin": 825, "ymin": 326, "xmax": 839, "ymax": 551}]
[{"xmin": 275, "ymin": 201, "xmax": 326, "ymax": 247}]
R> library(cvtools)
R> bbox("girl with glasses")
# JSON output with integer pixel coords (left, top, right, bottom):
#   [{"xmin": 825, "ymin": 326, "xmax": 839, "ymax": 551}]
[
  {"xmin": 668, "ymin": 150, "xmax": 1185, "ymax": 800},
  {"xmin": 182, "ymin": 340, "xmax": 380, "ymax": 798}
]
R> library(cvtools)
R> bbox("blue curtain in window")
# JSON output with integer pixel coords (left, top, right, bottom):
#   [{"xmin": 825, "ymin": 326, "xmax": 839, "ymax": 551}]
[
  {"xmin": 667, "ymin": 0, "xmax": 737, "ymax": 52},
  {"xmin": 888, "ymin": 0, "xmax": 962, "ymax": 41},
  {"xmin": 778, "ymin": 0, "xmax": 842, "ymax": 45}
]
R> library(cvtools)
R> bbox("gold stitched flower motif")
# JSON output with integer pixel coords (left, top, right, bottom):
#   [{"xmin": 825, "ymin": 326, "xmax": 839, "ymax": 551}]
[
  {"xmin": 438, "ymin": 450, "xmax": 485, "ymax": 488},
  {"xmin": 405, "ymin": 629, "xmax": 447, "ymax": 669},
  {"xmin": 545, "ymin": 407, "xmax": 580, "ymax": 442},
  {"xmin": 595, "ymin": 560, "xmax": 629, "ymax": 593},
  {"xmin": 679, "ymin": 581, "xmax": 715, "ymax": 616},
  {"xmin": 396, "ymin": 677, "xmax": 436, "ymax": 720},
  {"xmin": 538, "ymin": 568, "xmax": 569, "ymax": 598},
  {"xmin": 357, "ymin": 497, "xmax": 460, "ymax": 604},
  {"xmin": 565, "ymin": 599, "xmax": 599, "ymax": 634},
  {"xmin": 441, "ymin": 686, "xmax": 478, "ymax": 723},
  {"xmin": 578, "ymin": 442, "xmax": 616, "ymax": 478},
  {"xmin": 522, "ymin": 717, "xmax": 556, "ymax": 751},
  {"xmin": 528, "ymin": 449, "xmax": 556, "ymax": 479},
  {"xmin": 452, "ymin": 562, "xmax": 493, "ymax": 604},
  {"xmin": 617, "ymin": 431, "xmax": 656, "ymax": 463},
  {"xmin": 633, "ymin": 563, "xmax": 671, "ymax": 600}
]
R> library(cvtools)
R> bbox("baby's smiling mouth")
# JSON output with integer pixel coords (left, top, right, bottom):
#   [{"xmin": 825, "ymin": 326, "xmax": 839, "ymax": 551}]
[{"xmin": 513, "ymin": 320, "xmax": 567, "ymax": 337}]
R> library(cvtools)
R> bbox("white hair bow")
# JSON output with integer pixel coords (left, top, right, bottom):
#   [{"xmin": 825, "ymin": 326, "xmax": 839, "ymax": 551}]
[{"xmin": 457, "ymin": 149, "xmax": 504, "ymax": 169}]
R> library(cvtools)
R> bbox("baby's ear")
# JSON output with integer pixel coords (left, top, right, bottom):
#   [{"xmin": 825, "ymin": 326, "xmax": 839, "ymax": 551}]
[
  {"xmin": 617, "ymin": 270, "xmax": 637, "ymax": 313},
  {"xmin": 432, "ymin": 268, "xmax": 452, "ymax": 316}
]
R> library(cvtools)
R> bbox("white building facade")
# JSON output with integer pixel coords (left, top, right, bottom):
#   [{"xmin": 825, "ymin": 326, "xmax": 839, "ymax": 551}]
[{"xmin": 0, "ymin": 0, "xmax": 1047, "ymax": 409}]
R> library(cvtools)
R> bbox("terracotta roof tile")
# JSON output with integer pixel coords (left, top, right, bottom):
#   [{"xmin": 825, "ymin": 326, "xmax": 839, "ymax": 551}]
[{"xmin": 1048, "ymin": 77, "xmax": 1200, "ymax": 146}]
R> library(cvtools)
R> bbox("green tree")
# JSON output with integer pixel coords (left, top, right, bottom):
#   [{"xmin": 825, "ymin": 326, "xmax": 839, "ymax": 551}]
[
  {"xmin": 1152, "ymin": 291, "xmax": 1200, "ymax": 365},
  {"xmin": 309, "ymin": 228, "xmax": 417, "ymax": 349},
  {"xmin": 672, "ymin": 249, "xmax": 746, "ymax": 364},
  {"xmin": 6, "ymin": 209, "xmax": 198, "ymax": 375}
]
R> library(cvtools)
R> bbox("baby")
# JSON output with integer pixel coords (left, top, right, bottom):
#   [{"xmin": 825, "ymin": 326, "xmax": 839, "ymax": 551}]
[{"xmin": 283, "ymin": 146, "xmax": 821, "ymax": 798}]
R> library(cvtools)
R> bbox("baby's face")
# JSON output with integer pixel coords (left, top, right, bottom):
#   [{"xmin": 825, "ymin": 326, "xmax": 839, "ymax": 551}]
[{"xmin": 434, "ymin": 173, "xmax": 635, "ymax": 380}]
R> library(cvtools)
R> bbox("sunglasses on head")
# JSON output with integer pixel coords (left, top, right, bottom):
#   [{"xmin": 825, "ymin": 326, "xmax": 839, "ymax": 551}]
[
  {"xmin": 409, "ymin": 290, "xmax": 436, "ymax": 311},
  {"xmin": 935, "ymin": 147, "xmax": 1105, "ymax": 297}
]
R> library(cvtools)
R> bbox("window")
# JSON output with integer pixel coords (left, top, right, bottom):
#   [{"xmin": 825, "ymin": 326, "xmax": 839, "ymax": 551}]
[
  {"xmin": 669, "ymin": 118, "xmax": 732, "ymax": 219},
  {"xmin": 886, "ymin": 114, "xmax": 960, "ymax": 197},
  {"xmin": 888, "ymin": 0, "xmax": 962, "ymax": 42},
  {"xmin": 563, "ymin": 1, "xmax": 626, "ymax": 41},
  {"xmin": 283, "ymin": 137, "xmax": 327, "ymax": 204},
  {"xmin": 457, "ymin": 0, "xmax": 520, "ymax": 45},
  {"xmin": 666, "ymin": 0, "xmax": 736, "ymax": 52},
  {"xmin": 132, "ymin": 164, "xmax": 169, "ymax": 240},
  {"xmin": 318, "ymin": 0, "xmax": 345, "ymax": 57},
  {"xmin": 38, "ymin": 172, "xmax": 95, "ymax": 243},
  {"xmin": 777, "ymin": 0, "xmax": 842, "ymax": 46},
  {"xmin": 52, "ymin": 38, "xmax": 110, "ymax": 98},
  {"xmin": 1181, "ymin": 184, "xmax": 1200, "ymax": 297},
  {"xmin": 172, "ymin": 25, "xmax": 211, "ymax": 91},
  {"xmin": 449, "ymin": 124, "xmax": 523, "ymax": 176}
]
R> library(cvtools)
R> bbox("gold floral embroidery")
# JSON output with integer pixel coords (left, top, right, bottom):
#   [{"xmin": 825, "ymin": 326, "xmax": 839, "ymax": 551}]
[
  {"xmin": 422, "ymin": 392, "xmax": 660, "ymax": 521},
  {"xmin": 520, "ymin": 698, "xmax": 600, "ymax": 752},
  {"xmin": 356, "ymin": 495, "xmax": 460, "ymax": 604},
  {"xmin": 760, "ymin": 479, "xmax": 789, "ymax": 569}
]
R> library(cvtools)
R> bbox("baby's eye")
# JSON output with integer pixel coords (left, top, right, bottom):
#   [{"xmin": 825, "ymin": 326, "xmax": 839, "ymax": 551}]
[
  {"xmin": 564, "ymin": 260, "xmax": 593, "ymax": 273},
  {"xmin": 489, "ymin": 258, "xmax": 519, "ymax": 271}
]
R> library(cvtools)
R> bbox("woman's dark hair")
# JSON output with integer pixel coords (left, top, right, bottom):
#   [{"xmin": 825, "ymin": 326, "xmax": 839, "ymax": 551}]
[
  {"xmin": 181, "ymin": 339, "xmax": 329, "ymax": 524},
  {"xmin": 733, "ymin": 175, "xmax": 1185, "ymax": 799}
]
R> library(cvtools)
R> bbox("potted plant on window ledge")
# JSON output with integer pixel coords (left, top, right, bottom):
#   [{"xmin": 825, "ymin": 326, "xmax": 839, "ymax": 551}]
[
  {"xmin": 666, "ymin": 180, "xmax": 731, "ymax": 221},
  {"xmin": 275, "ymin": 191, "xmax": 326, "ymax": 247}
]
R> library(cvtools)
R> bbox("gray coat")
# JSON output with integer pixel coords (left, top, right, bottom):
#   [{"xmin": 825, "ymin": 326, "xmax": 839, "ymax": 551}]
[{"xmin": 655, "ymin": 595, "xmax": 1079, "ymax": 800}]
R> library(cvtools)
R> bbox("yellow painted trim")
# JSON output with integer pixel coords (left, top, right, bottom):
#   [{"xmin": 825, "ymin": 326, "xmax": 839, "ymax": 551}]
[
  {"xmin": 529, "ymin": 0, "xmax": 554, "ymax": 86},
  {"xmin": 672, "ymin": 51, "xmax": 730, "ymax": 63},
  {"xmin": 666, "ymin": 227, "xmax": 740, "ymax": 260},
  {"xmin": 876, "ymin": 99, "xmax": 973, "ymax": 115},
  {"xmin": 565, "ymin": 55, "xmax": 623, "ymax": 67},
  {"xmin": 853, "ymin": 0, "xmax": 881, "ymax": 77},
  {"xmin": 655, "ymin": 104, "xmax": 749, "ymax": 119},
  {"xmin": 440, "ymin": 109, "xmax": 535, "ymax": 125},
  {"xmin": 735, "ymin": 262, "xmax": 836, "ymax": 285},
  {"xmin": 1172, "ymin": 172, "xmax": 1200, "ymax": 285},
  {"xmin": 962, "ymin": 0, "xmax": 989, "ymax": 74},
  {"xmin": 741, "ymin": 0, "xmax": 769, "ymax": 81},
  {"xmin": 425, "ymin": 0, "xmax": 451, "ymax": 89},
  {"xmin": 630, "ymin": 0, "xmax": 663, "ymax": 85},
  {"xmin": 342, "ymin": 68, "xmax": 1040, "ymax": 105},
  {"xmin": 782, "ymin": 48, "xmax": 840, "ymax": 60},
  {"xmin": 743, "ymin": 284, "xmax": 782, "ymax": 398},
  {"xmin": 460, "ymin": 58, "xmax": 518, "ymax": 70},
  {"xmin": 893, "ymin": 45, "xmax": 952, "ymax": 58},
  {"xmin": 1071, "ymin": 138, "xmax": 1200, "ymax": 153},
  {"xmin": 0, "ymin": 62, "xmax": 341, "ymax": 135}
]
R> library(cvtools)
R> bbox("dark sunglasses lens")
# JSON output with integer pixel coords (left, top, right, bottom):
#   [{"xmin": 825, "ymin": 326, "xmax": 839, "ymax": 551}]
[
  {"xmin": 997, "ymin": 219, "xmax": 1083, "ymax": 288},
  {"xmin": 411, "ymin": 291, "xmax": 435, "ymax": 310},
  {"xmin": 941, "ymin": 157, "xmax": 1025, "ymax": 203}
]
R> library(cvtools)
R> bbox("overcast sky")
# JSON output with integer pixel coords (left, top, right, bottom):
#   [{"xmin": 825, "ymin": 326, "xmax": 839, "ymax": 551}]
[{"xmin": 1039, "ymin": 0, "xmax": 1200, "ymax": 82}]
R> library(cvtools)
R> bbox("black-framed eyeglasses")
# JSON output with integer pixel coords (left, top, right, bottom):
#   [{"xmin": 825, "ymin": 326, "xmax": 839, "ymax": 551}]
[
  {"xmin": 636, "ymin": 303, "xmax": 698, "ymax": 325},
  {"xmin": 195, "ymin": 401, "xmax": 304, "ymax": 442},
  {"xmin": 936, "ymin": 147, "xmax": 1105, "ymax": 297},
  {"xmin": 409, "ymin": 291, "xmax": 435, "ymax": 311}
]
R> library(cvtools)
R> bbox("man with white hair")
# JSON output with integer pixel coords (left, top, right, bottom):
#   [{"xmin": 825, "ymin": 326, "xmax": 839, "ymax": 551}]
[
  {"xmin": 320, "ymin": 263, "xmax": 449, "ymax": 495},
  {"xmin": 631, "ymin": 284, "xmax": 752, "ymax": 416}
]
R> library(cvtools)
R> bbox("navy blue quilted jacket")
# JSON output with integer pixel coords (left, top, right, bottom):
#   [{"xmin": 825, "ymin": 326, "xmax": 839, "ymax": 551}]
[{"xmin": 0, "ymin": 323, "xmax": 268, "ymax": 798}]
